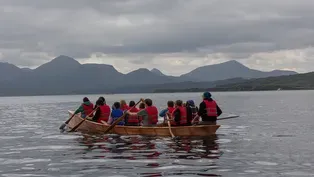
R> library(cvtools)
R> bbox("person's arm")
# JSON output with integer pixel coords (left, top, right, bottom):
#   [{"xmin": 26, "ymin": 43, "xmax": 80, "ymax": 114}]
[
  {"xmin": 159, "ymin": 108, "xmax": 168, "ymax": 117},
  {"xmin": 74, "ymin": 105, "xmax": 83, "ymax": 114},
  {"xmin": 216, "ymin": 104, "xmax": 222, "ymax": 117},
  {"xmin": 92, "ymin": 109, "xmax": 100, "ymax": 121},
  {"xmin": 137, "ymin": 110, "xmax": 148, "ymax": 125},
  {"xmin": 108, "ymin": 113, "xmax": 113, "ymax": 124},
  {"xmin": 173, "ymin": 109, "xmax": 181, "ymax": 123},
  {"xmin": 186, "ymin": 107, "xmax": 192, "ymax": 124},
  {"xmin": 197, "ymin": 102, "xmax": 206, "ymax": 116}
]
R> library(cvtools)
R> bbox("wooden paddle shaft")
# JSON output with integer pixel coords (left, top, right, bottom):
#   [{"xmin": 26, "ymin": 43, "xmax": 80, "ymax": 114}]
[
  {"xmin": 166, "ymin": 115, "xmax": 175, "ymax": 138},
  {"xmin": 69, "ymin": 106, "xmax": 99, "ymax": 132}
]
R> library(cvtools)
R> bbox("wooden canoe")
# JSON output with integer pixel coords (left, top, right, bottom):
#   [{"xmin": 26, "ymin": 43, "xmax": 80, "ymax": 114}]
[{"xmin": 67, "ymin": 111, "xmax": 220, "ymax": 137}]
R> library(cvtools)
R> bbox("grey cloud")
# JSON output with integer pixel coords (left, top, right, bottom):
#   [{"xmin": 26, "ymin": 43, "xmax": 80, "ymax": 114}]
[{"xmin": 0, "ymin": 0, "xmax": 314, "ymax": 68}]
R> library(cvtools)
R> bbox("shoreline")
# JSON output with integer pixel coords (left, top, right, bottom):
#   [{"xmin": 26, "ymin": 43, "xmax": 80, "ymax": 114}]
[{"xmin": 1, "ymin": 88, "xmax": 313, "ymax": 97}]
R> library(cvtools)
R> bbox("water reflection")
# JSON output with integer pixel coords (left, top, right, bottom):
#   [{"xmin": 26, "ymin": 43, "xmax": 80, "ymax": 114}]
[{"xmin": 75, "ymin": 134, "xmax": 221, "ymax": 176}]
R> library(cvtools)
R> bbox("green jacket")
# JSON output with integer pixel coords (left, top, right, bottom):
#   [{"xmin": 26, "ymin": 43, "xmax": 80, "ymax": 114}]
[{"xmin": 74, "ymin": 101, "xmax": 92, "ymax": 114}]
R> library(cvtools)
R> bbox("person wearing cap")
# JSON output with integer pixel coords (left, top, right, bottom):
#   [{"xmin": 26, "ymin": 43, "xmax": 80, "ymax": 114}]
[
  {"xmin": 74, "ymin": 97, "xmax": 94, "ymax": 118},
  {"xmin": 192, "ymin": 92, "xmax": 222, "ymax": 125}
]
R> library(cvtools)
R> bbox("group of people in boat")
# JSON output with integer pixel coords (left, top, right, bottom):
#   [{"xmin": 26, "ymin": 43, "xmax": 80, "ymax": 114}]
[{"xmin": 73, "ymin": 91, "xmax": 222, "ymax": 126}]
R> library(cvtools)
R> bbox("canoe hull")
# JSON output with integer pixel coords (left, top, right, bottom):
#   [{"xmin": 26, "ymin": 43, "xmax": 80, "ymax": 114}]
[{"xmin": 67, "ymin": 111, "xmax": 220, "ymax": 137}]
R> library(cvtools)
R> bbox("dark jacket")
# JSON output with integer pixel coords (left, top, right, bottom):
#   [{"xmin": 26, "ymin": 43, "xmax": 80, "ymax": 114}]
[
  {"xmin": 197, "ymin": 98, "xmax": 222, "ymax": 121},
  {"xmin": 92, "ymin": 99, "xmax": 104, "ymax": 122},
  {"xmin": 173, "ymin": 106, "xmax": 192, "ymax": 126}
]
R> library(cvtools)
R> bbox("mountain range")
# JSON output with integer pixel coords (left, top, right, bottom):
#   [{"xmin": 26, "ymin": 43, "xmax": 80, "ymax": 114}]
[{"xmin": 0, "ymin": 55, "xmax": 297, "ymax": 96}]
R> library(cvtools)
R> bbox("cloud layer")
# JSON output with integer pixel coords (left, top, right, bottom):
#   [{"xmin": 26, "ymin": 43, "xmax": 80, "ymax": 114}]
[{"xmin": 0, "ymin": 0, "xmax": 314, "ymax": 75}]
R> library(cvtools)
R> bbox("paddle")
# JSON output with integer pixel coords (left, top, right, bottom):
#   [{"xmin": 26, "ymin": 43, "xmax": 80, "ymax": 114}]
[
  {"xmin": 218, "ymin": 115, "xmax": 239, "ymax": 120},
  {"xmin": 166, "ymin": 114, "xmax": 175, "ymax": 138},
  {"xmin": 59, "ymin": 107, "xmax": 80, "ymax": 130},
  {"xmin": 192, "ymin": 115, "xmax": 239, "ymax": 125},
  {"xmin": 103, "ymin": 99, "xmax": 143, "ymax": 134},
  {"xmin": 68, "ymin": 106, "xmax": 99, "ymax": 132}
]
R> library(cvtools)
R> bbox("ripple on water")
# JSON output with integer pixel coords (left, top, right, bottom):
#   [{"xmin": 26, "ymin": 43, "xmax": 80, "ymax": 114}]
[
  {"xmin": 254, "ymin": 161, "xmax": 278, "ymax": 166},
  {"xmin": 62, "ymin": 159, "xmax": 117, "ymax": 164},
  {"xmin": 2, "ymin": 174, "xmax": 49, "ymax": 177},
  {"xmin": 42, "ymin": 135, "xmax": 79, "ymax": 140},
  {"xmin": 244, "ymin": 170, "xmax": 260, "ymax": 173},
  {"xmin": 11, "ymin": 145, "xmax": 85, "ymax": 151},
  {"xmin": 282, "ymin": 171, "xmax": 314, "ymax": 176},
  {"xmin": 1, "ymin": 158, "xmax": 51, "ymax": 165},
  {"xmin": 0, "ymin": 136, "xmax": 24, "ymax": 140},
  {"xmin": 215, "ymin": 139, "xmax": 232, "ymax": 144}
]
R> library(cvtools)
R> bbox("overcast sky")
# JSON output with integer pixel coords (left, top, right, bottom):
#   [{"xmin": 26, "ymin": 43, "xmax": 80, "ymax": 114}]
[{"xmin": 0, "ymin": 0, "xmax": 314, "ymax": 76}]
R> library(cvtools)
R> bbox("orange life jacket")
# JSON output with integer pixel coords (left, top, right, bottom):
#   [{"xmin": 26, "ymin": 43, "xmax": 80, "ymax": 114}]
[
  {"xmin": 204, "ymin": 100, "xmax": 218, "ymax": 117},
  {"xmin": 97, "ymin": 104, "xmax": 110, "ymax": 123}
]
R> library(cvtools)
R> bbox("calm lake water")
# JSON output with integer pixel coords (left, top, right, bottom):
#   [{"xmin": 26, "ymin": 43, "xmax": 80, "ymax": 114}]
[{"xmin": 0, "ymin": 91, "xmax": 314, "ymax": 177}]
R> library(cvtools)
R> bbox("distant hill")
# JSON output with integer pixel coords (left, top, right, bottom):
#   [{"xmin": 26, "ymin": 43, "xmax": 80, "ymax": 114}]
[
  {"xmin": 180, "ymin": 60, "xmax": 297, "ymax": 82},
  {"xmin": 210, "ymin": 72, "xmax": 314, "ymax": 91},
  {"xmin": 0, "ymin": 62, "xmax": 27, "ymax": 81},
  {"xmin": 0, "ymin": 56, "xmax": 300, "ymax": 96},
  {"xmin": 151, "ymin": 68, "xmax": 166, "ymax": 76}
]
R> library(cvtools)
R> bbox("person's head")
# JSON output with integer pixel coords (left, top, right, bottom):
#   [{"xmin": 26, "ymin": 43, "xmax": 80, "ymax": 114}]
[
  {"xmin": 112, "ymin": 102, "xmax": 120, "ymax": 110},
  {"xmin": 120, "ymin": 100, "xmax": 127, "ymax": 106},
  {"xmin": 139, "ymin": 103, "xmax": 145, "ymax": 109},
  {"xmin": 167, "ymin": 100, "xmax": 174, "ymax": 108},
  {"xmin": 144, "ymin": 99, "xmax": 153, "ymax": 106},
  {"xmin": 96, "ymin": 99, "xmax": 104, "ymax": 106},
  {"xmin": 202, "ymin": 91, "xmax": 212, "ymax": 99},
  {"xmin": 186, "ymin": 100, "xmax": 195, "ymax": 107},
  {"xmin": 175, "ymin": 100, "xmax": 183, "ymax": 107},
  {"xmin": 129, "ymin": 100, "xmax": 135, "ymax": 107},
  {"xmin": 99, "ymin": 97, "xmax": 105, "ymax": 104},
  {"xmin": 83, "ymin": 97, "xmax": 89, "ymax": 103}
]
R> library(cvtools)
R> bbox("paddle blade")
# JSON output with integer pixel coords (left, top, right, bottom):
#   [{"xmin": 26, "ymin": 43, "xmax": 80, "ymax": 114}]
[{"xmin": 59, "ymin": 123, "xmax": 67, "ymax": 130}]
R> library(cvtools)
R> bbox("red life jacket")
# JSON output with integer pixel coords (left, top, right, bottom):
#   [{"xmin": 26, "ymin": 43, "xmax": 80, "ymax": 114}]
[
  {"xmin": 204, "ymin": 100, "xmax": 218, "ymax": 117},
  {"xmin": 171, "ymin": 106, "xmax": 187, "ymax": 125},
  {"xmin": 167, "ymin": 107, "xmax": 175, "ymax": 120},
  {"xmin": 97, "ymin": 104, "xmax": 111, "ymax": 123},
  {"xmin": 121, "ymin": 105, "xmax": 129, "ymax": 111},
  {"xmin": 82, "ymin": 103, "xmax": 94, "ymax": 117},
  {"xmin": 127, "ymin": 107, "xmax": 140, "ymax": 124},
  {"xmin": 168, "ymin": 107, "xmax": 175, "ymax": 114},
  {"xmin": 145, "ymin": 106, "xmax": 158, "ymax": 124}
]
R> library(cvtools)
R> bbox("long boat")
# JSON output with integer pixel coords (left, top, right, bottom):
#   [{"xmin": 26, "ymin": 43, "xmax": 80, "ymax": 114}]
[{"xmin": 67, "ymin": 111, "xmax": 220, "ymax": 137}]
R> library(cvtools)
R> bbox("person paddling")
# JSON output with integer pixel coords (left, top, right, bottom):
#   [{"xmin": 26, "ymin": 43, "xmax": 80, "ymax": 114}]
[
  {"xmin": 108, "ymin": 102, "xmax": 125, "ymax": 125},
  {"xmin": 120, "ymin": 100, "xmax": 129, "ymax": 111},
  {"xmin": 127, "ymin": 99, "xmax": 158, "ymax": 126},
  {"xmin": 125, "ymin": 101, "xmax": 140, "ymax": 126},
  {"xmin": 159, "ymin": 101, "xmax": 175, "ymax": 124},
  {"xmin": 168, "ymin": 100, "xmax": 188, "ymax": 126},
  {"xmin": 92, "ymin": 98, "xmax": 111, "ymax": 124},
  {"xmin": 186, "ymin": 100, "xmax": 198, "ymax": 125},
  {"xmin": 138, "ymin": 102, "xmax": 145, "ymax": 124},
  {"xmin": 192, "ymin": 92, "xmax": 222, "ymax": 125},
  {"xmin": 74, "ymin": 97, "xmax": 94, "ymax": 118}
]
